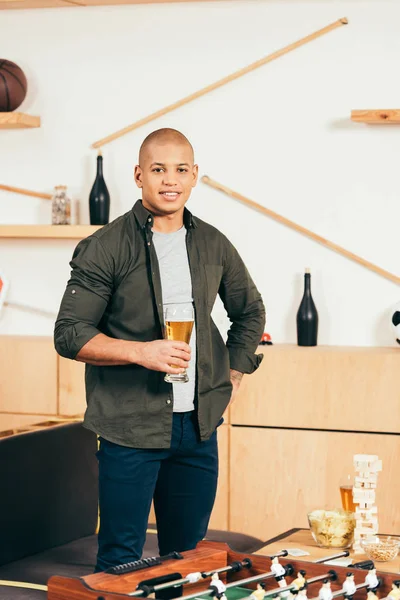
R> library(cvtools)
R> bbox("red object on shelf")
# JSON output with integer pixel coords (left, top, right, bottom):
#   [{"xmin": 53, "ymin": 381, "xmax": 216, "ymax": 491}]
[{"xmin": 260, "ymin": 332, "xmax": 273, "ymax": 345}]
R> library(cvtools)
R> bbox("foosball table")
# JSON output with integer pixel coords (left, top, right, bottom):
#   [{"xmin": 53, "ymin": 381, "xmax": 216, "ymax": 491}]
[{"xmin": 47, "ymin": 541, "xmax": 400, "ymax": 600}]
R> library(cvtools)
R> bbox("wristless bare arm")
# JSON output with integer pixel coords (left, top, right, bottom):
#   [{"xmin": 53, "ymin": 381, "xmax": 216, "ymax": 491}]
[{"xmin": 76, "ymin": 333, "xmax": 191, "ymax": 374}]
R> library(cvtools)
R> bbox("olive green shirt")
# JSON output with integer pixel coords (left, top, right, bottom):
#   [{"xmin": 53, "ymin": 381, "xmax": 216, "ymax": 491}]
[{"xmin": 54, "ymin": 200, "xmax": 265, "ymax": 448}]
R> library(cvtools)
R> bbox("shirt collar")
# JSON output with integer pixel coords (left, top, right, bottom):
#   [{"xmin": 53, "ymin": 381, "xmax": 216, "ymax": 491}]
[{"xmin": 132, "ymin": 199, "xmax": 197, "ymax": 230}]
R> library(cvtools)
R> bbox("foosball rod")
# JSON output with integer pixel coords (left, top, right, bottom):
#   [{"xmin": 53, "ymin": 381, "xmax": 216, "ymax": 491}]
[
  {"xmin": 314, "ymin": 551, "xmax": 350, "ymax": 564},
  {"xmin": 310, "ymin": 581, "xmax": 370, "ymax": 600},
  {"xmin": 267, "ymin": 550, "xmax": 349, "ymax": 563},
  {"xmin": 127, "ymin": 559, "xmax": 252, "ymax": 597},
  {"xmin": 262, "ymin": 569, "xmax": 338, "ymax": 599},
  {"xmin": 181, "ymin": 563, "xmax": 339, "ymax": 600},
  {"xmin": 178, "ymin": 567, "xmax": 336, "ymax": 600},
  {"xmin": 176, "ymin": 568, "xmax": 289, "ymax": 600}
]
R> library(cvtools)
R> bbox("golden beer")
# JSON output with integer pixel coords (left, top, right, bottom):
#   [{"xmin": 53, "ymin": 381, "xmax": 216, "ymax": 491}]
[
  {"xmin": 165, "ymin": 320, "xmax": 194, "ymax": 344},
  {"xmin": 340, "ymin": 485, "xmax": 356, "ymax": 512},
  {"xmin": 164, "ymin": 304, "xmax": 194, "ymax": 383},
  {"xmin": 165, "ymin": 320, "xmax": 194, "ymax": 369}
]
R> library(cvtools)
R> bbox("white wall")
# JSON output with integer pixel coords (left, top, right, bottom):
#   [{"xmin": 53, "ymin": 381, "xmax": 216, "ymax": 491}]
[{"xmin": 0, "ymin": 0, "xmax": 399, "ymax": 346}]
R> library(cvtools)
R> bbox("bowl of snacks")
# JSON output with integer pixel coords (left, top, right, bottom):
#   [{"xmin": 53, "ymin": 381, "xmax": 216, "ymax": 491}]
[
  {"xmin": 308, "ymin": 509, "xmax": 356, "ymax": 548},
  {"xmin": 361, "ymin": 536, "xmax": 400, "ymax": 562}
]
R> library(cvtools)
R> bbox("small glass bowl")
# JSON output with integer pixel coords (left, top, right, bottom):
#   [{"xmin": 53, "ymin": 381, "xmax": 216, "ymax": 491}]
[
  {"xmin": 308, "ymin": 509, "xmax": 356, "ymax": 548},
  {"xmin": 361, "ymin": 537, "xmax": 400, "ymax": 562}
]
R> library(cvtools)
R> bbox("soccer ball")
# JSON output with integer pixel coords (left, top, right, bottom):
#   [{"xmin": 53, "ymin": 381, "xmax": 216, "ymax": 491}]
[{"xmin": 392, "ymin": 302, "xmax": 400, "ymax": 345}]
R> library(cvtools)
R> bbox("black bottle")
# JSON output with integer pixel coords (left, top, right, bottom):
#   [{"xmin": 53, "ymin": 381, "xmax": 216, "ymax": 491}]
[
  {"xmin": 296, "ymin": 268, "xmax": 318, "ymax": 346},
  {"xmin": 89, "ymin": 150, "xmax": 110, "ymax": 225}
]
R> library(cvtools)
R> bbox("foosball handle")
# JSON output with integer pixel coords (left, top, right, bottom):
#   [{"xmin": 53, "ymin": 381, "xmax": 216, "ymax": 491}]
[
  {"xmin": 230, "ymin": 558, "xmax": 253, "ymax": 571},
  {"xmin": 285, "ymin": 565, "xmax": 294, "ymax": 577},
  {"xmin": 137, "ymin": 572, "xmax": 184, "ymax": 597},
  {"xmin": 351, "ymin": 560, "xmax": 374, "ymax": 570}
]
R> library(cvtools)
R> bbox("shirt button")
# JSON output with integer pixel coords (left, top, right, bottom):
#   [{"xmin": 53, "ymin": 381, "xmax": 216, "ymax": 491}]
[
  {"xmin": 166, "ymin": 399, "xmax": 171, "ymax": 405},
  {"xmin": 148, "ymin": 217, "xmax": 152, "ymax": 222},
  {"xmin": 71, "ymin": 289, "xmax": 76, "ymax": 294},
  {"xmin": 147, "ymin": 242, "xmax": 151, "ymax": 246}
]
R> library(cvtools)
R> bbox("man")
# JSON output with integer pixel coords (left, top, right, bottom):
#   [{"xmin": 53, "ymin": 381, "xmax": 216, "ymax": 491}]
[{"xmin": 54, "ymin": 128, "xmax": 265, "ymax": 572}]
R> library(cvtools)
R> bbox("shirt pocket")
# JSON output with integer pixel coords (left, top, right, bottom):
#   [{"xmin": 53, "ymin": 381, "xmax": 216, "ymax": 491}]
[{"xmin": 204, "ymin": 264, "xmax": 223, "ymax": 309}]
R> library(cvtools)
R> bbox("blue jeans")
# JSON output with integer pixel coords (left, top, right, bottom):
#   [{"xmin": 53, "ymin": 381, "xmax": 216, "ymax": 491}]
[{"xmin": 95, "ymin": 411, "xmax": 219, "ymax": 572}]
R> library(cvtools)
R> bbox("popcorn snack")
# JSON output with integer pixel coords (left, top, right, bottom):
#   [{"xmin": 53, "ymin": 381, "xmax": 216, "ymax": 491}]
[{"xmin": 308, "ymin": 509, "xmax": 356, "ymax": 548}]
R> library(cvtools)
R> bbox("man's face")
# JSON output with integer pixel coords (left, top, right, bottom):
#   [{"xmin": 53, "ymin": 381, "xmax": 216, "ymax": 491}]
[{"xmin": 134, "ymin": 141, "xmax": 198, "ymax": 217}]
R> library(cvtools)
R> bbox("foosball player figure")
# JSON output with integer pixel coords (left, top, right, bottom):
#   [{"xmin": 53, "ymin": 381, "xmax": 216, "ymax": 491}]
[
  {"xmin": 271, "ymin": 557, "xmax": 287, "ymax": 583},
  {"xmin": 271, "ymin": 556, "xmax": 291, "ymax": 597},
  {"xmin": 318, "ymin": 580, "xmax": 333, "ymax": 600},
  {"xmin": 209, "ymin": 572, "xmax": 227, "ymax": 600},
  {"xmin": 367, "ymin": 591, "xmax": 379, "ymax": 600},
  {"xmin": 298, "ymin": 585, "xmax": 308, "ymax": 600},
  {"xmin": 386, "ymin": 581, "xmax": 400, "ymax": 600},
  {"xmin": 249, "ymin": 582, "xmax": 266, "ymax": 600},
  {"xmin": 365, "ymin": 567, "xmax": 379, "ymax": 592},
  {"xmin": 343, "ymin": 573, "xmax": 357, "ymax": 599},
  {"xmin": 291, "ymin": 571, "xmax": 307, "ymax": 595}
]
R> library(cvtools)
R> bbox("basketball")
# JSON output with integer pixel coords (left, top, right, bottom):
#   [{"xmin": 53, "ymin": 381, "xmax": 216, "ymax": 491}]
[{"xmin": 0, "ymin": 59, "xmax": 27, "ymax": 112}]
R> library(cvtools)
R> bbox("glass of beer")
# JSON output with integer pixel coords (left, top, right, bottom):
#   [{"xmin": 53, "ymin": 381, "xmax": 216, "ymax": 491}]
[
  {"xmin": 340, "ymin": 475, "xmax": 356, "ymax": 512},
  {"xmin": 164, "ymin": 304, "xmax": 194, "ymax": 383}
]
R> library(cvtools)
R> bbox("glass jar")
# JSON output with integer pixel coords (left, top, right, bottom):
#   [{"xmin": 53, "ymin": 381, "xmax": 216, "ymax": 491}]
[{"xmin": 51, "ymin": 185, "xmax": 71, "ymax": 225}]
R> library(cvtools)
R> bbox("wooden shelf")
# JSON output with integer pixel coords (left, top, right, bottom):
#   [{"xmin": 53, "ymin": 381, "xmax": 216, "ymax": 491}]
[
  {"xmin": 0, "ymin": 113, "xmax": 40, "ymax": 129},
  {"xmin": 0, "ymin": 225, "xmax": 101, "ymax": 239},
  {"xmin": 351, "ymin": 109, "xmax": 400, "ymax": 124},
  {"xmin": 0, "ymin": 0, "xmax": 226, "ymax": 9}
]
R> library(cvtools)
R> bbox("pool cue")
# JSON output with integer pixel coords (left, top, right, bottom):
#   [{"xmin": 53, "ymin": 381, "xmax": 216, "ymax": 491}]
[
  {"xmin": 177, "ymin": 564, "xmax": 297, "ymax": 600},
  {"xmin": 314, "ymin": 551, "xmax": 350, "ymax": 564},
  {"xmin": 127, "ymin": 559, "xmax": 252, "ymax": 597},
  {"xmin": 0, "ymin": 183, "xmax": 52, "ymax": 200},
  {"xmin": 309, "ymin": 581, "xmax": 372, "ymax": 600},
  {"xmin": 91, "ymin": 17, "xmax": 348, "ymax": 149},
  {"xmin": 4, "ymin": 301, "xmax": 57, "ymax": 319},
  {"xmin": 201, "ymin": 175, "xmax": 400, "ymax": 287}
]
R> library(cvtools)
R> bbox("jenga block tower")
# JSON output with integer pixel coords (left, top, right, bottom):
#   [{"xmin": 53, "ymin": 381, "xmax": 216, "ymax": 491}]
[{"xmin": 352, "ymin": 454, "xmax": 382, "ymax": 553}]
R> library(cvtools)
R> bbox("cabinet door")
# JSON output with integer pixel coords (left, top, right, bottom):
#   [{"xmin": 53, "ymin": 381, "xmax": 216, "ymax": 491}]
[
  {"xmin": 230, "ymin": 426, "xmax": 400, "ymax": 540},
  {"xmin": 58, "ymin": 356, "xmax": 86, "ymax": 416},
  {"xmin": 231, "ymin": 345, "xmax": 400, "ymax": 432},
  {"xmin": 0, "ymin": 336, "xmax": 57, "ymax": 415}
]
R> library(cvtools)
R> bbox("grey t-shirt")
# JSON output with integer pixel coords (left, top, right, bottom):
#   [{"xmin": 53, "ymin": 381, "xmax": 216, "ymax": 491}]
[{"xmin": 152, "ymin": 226, "xmax": 196, "ymax": 412}]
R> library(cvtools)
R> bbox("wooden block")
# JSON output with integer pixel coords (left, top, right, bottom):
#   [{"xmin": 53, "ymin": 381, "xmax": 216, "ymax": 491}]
[
  {"xmin": 355, "ymin": 475, "xmax": 378, "ymax": 484},
  {"xmin": 354, "ymin": 454, "xmax": 378, "ymax": 462},
  {"xmin": 353, "ymin": 489, "xmax": 375, "ymax": 500}
]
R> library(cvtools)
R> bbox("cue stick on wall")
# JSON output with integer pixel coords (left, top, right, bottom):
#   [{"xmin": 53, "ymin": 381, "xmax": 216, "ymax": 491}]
[
  {"xmin": 91, "ymin": 17, "xmax": 348, "ymax": 149},
  {"xmin": 0, "ymin": 184, "xmax": 52, "ymax": 201},
  {"xmin": 4, "ymin": 301, "xmax": 57, "ymax": 319},
  {"xmin": 201, "ymin": 176, "xmax": 400, "ymax": 286}
]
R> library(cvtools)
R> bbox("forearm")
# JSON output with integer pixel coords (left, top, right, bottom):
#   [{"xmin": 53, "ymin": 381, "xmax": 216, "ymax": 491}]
[
  {"xmin": 230, "ymin": 369, "xmax": 243, "ymax": 388},
  {"xmin": 76, "ymin": 333, "xmax": 144, "ymax": 366}
]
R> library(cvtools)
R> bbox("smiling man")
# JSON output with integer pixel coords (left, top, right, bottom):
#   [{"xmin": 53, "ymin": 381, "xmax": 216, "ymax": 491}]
[{"xmin": 54, "ymin": 128, "xmax": 265, "ymax": 572}]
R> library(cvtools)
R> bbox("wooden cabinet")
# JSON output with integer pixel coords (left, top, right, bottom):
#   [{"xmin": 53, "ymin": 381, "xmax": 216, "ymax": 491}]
[
  {"xmin": 0, "ymin": 336, "xmax": 57, "ymax": 415},
  {"xmin": 59, "ymin": 357, "xmax": 86, "ymax": 415},
  {"xmin": 1, "ymin": 337, "xmax": 399, "ymax": 538},
  {"xmin": 230, "ymin": 426, "xmax": 400, "ymax": 541},
  {"xmin": 231, "ymin": 345, "xmax": 400, "ymax": 432}
]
